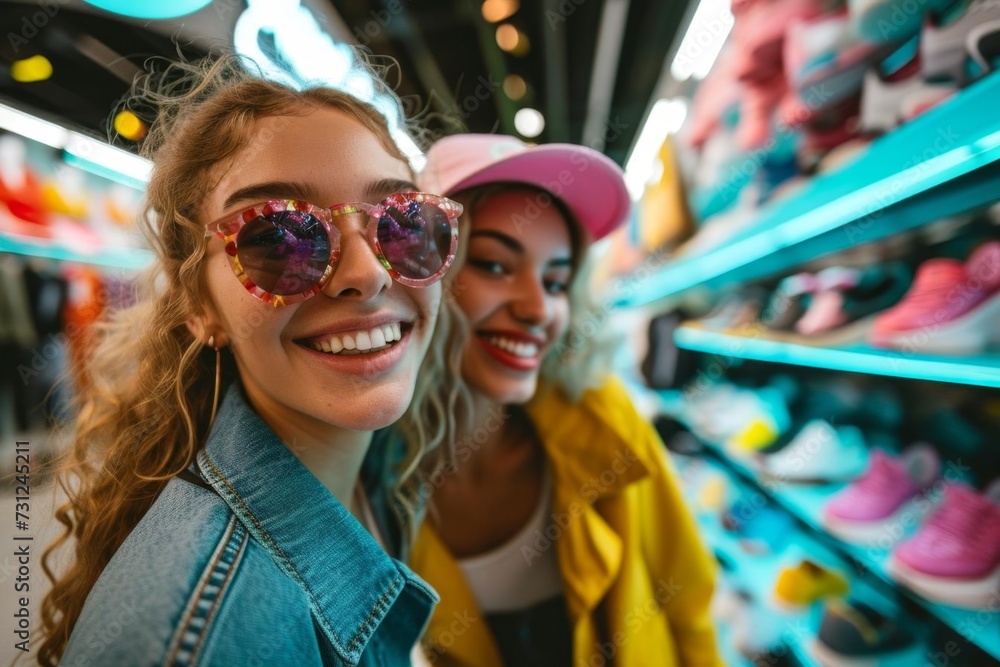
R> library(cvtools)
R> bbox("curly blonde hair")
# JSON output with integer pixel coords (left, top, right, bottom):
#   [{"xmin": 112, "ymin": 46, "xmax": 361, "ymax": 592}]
[{"xmin": 38, "ymin": 54, "xmax": 465, "ymax": 666}]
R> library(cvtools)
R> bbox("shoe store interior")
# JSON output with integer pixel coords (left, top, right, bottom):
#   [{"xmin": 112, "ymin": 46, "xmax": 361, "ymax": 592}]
[{"xmin": 1, "ymin": 0, "xmax": 999, "ymax": 666}]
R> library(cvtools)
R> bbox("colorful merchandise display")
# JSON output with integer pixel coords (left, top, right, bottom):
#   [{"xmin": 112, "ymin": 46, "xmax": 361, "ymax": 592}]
[{"xmin": 621, "ymin": 3, "xmax": 1000, "ymax": 660}]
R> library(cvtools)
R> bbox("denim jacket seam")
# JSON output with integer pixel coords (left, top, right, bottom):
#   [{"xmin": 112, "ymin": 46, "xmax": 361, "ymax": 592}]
[
  {"xmin": 346, "ymin": 576, "xmax": 403, "ymax": 655},
  {"xmin": 164, "ymin": 514, "xmax": 249, "ymax": 666},
  {"xmin": 197, "ymin": 450, "xmax": 360, "ymax": 658}
]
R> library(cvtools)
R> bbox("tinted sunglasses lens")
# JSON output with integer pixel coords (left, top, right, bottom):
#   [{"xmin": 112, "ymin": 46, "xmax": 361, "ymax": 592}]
[
  {"xmin": 236, "ymin": 210, "xmax": 330, "ymax": 295},
  {"xmin": 377, "ymin": 201, "xmax": 452, "ymax": 281}
]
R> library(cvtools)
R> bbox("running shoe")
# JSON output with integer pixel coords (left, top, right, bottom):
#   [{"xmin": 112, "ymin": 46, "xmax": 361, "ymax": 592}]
[
  {"xmin": 871, "ymin": 241, "xmax": 1000, "ymax": 353},
  {"xmin": 824, "ymin": 444, "xmax": 940, "ymax": 544},
  {"xmin": 890, "ymin": 479, "xmax": 1000, "ymax": 608}
]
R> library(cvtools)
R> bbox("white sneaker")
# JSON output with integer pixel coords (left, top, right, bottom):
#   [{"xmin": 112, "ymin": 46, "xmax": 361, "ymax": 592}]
[{"xmin": 763, "ymin": 419, "xmax": 869, "ymax": 484}]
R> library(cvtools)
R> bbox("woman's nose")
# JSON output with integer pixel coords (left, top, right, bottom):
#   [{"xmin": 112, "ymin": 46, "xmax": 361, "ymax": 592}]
[
  {"xmin": 320, "ymin": 219, "xmax": 392, "ymax": 300},
  {"xmin": 510, "ymin": 274, "xmax": 552, "ymax": 325}
]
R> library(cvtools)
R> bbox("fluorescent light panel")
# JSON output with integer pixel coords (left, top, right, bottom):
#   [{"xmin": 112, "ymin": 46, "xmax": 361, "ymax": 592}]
[
  {"xmin": 0, "ymin": 102, "xmax": 150, "ymax": 190},
  {"xmin": 0, "ymin": 105, "xmax": 67, "ymax": 149},
  {"xmin": 623, "ymin": 98, "xmax": 687, "ymax": 199},
  {"xmin": 234, "ymin": 0, "xmax": 425, "ymax": 170},
  {"xmin": 670, "ymin": 0, "xmax": 734, "ymax": 81}
]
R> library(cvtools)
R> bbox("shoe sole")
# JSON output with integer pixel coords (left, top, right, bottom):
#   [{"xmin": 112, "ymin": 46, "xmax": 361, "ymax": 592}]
[
  {"xmin": 871, "ymin": 291, "xmax": 1000, "ymax": 354},
  {"xmin": 889, "ymin": 557, "xmax": 1000, "ymax": 609},
  {"xmin": 760, "ymin": 472, "xmax": 862, "ymax": 485},
  {"xmin": 810, "ymin": 638, "xmax": 926, "ymax": 667},
  {"xmin": 823, "ymin": 494, "xmax": 934, "ymax": 547},
  {"xmin": 761, "ymin": 315, "xmax": 877, "ymax": 347}
]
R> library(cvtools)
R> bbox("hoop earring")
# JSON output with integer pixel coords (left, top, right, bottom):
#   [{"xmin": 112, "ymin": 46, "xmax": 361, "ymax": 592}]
[{"xmin": 207, "ymin": 335, "xmax": 221, "ymax": 434}]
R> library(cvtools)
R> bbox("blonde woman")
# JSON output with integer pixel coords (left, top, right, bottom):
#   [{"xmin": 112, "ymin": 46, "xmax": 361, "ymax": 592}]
[
  {"xmin": 406, "ymin": 134, "xmax": 722, "ymax": 667},
  {"xmin": 38, "ymin": 57, "xmax": 465, "ymax": 666}
]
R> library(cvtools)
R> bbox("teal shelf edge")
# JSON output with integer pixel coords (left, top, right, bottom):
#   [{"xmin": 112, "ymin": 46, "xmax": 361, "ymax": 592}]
[
  {"xmin": 674, "ymin": 327, "xmax": 1000, "ymax": 388},
  {"xmin": 697, "ymin": 442, "xmax": 1000, "ymax": 662},
  {"xmin": 0, "ymin": 233, "xmax": 151, "ymax": 270},
  {"xmin": 619, "ymin": 71, "xmax": 1000, "ymax": 307}
]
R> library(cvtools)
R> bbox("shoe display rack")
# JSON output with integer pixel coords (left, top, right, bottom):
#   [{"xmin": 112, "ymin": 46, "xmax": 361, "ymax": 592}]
[
  {"xmin": 673, "ymin": 327, "xmax": 1000, "ymax": 388},
  {"xmin": 622, "ymin": 61, "xmax": 1000, "ymax": 667},
  {"xmin": 687, "ymin": 429, "xmax": 1000, "ymax": 664},
  {"xmin": 673, "ymin": 452, "xmax": 923, "ymax": 667},
  {"xmin": 620, "ymin": 71, "xmax": 1000, "ymax": 308}
]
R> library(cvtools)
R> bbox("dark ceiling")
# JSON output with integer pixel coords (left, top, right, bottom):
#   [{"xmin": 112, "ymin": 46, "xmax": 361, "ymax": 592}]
[{"xmin": 0, "ymin": 0, "xmax": 693, "ymax": 166}]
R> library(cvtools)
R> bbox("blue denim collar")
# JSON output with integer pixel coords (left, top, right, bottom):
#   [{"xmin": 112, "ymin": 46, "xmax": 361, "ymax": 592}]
[{"xmin": 196, "ymin": 383, "xmax": 437, "ymax": 664}]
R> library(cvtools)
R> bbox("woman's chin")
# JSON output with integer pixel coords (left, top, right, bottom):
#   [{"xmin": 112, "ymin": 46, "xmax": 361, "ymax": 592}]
[
  {"xmin": 474, "ymin": 377, "xmax": 538, "ymax": 406},
  {"xmin": 331, "ymin": 402, "xmax": 409, "ymax": 432}
]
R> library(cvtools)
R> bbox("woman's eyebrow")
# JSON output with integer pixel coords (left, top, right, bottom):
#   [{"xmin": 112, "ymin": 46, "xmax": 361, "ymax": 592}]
[
  {"xmin": 470, "ymin": 229, "xmax": 523, "ymax": 253},
  {"xmin": 222, "ymin": 181, "xmax": 321, "ymax": 210},
  {"xmin": 364, "ymin": 178, "xmax": 420, "ymax": 200}
]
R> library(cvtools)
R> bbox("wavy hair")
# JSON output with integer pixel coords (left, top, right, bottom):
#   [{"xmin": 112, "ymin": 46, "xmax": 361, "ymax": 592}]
[{"xmin": 37, "ymin": 54, "xmax": 463, "ymax": 666}]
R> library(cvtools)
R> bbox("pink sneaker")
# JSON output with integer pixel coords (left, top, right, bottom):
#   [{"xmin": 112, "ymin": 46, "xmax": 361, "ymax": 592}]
[
  {"xmin": 732, "ymin": 0, "xmax": 825, "ymax": 83},
  {"xmin": 739, "ymin": 73, "xmax": 787, "ymax": 149},
  {"xmin": 871, "ymin": 241, "xmax": 1000, "ymax": 353},
  {"xmin": 824, "ymin": 445, "xmax": 939, "ymax": 544},
  {"xmin": 890, "ymin": 479, "xmax": 1000, "ymax": 609}
]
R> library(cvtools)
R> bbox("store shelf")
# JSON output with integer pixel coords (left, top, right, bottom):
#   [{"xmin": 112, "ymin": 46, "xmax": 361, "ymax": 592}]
[
  {"xmin": 696, "ymin": 513, "xmax": 822, "ymax": 667},
  {"xmin": 678, "ymin": 457, "xmax": 824, "ymax": 666},
  {"xmin": 0, "ymin": 233, "xmax": 151, "ymax": 270},
  {"xmin": 673, "ymin": 326, "xmax": 1000, "ymax": 388},
  {"xmin": 699, "ymin": 442, "xmax": 1000, "ymax": 662},
  {"xmin": 689, "ymin": 131, "xmax": 796, "ymax": 222},
  {"xmin": 620, "ymin": 71, "xmax": 1000, "ymax": 306}
]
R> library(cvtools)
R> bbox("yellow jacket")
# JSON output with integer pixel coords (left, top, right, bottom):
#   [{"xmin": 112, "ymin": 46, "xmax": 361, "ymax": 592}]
[{"xmin": 411, "ymin": 378, "xmax": 722, "ymax": 667}]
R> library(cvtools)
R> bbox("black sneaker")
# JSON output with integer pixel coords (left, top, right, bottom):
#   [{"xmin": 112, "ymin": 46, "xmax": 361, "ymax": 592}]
[{"xmin": 811, "ymin": 599, "xmax": 922, "ymax": 666}]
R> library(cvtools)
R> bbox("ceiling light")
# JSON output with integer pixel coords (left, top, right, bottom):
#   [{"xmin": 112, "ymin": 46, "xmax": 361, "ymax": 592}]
[
  {"xmin": 64, "ymin": 133, "xmax": 151, "ymax": 190},
  {"xmin": 233, "ymin": 0, "xmax": 425, "ymax": 170},
  {"xmin": 670, "ymin": 0, "xmax": 734, "ymax": 81},
  {"xmin": 79, "ymin": 0, "xmax": 212, "ymax": 19},
  {"xmin": 113, "ymin": 110, "xmax": 146, "ymax": 141},
  {"xmin": 496, "ymin": 24, "xmax": 530, "ymax": 55},
  {"xmin": 11, "ymin": 55, "xmax": 52, "ymax": 83},
  {"xmin": 623, "ymin": 99, "xmax": 687, "ymax": 199},
  {"xmin": 482, "ymin": 0, "xmax": 519, "ymax": 22},
  {"xmin": 0, "ymin": 105, "xmax": 66, "ymax": 148},
  {"xmin": 496, "ymin": 24, "xmax": 519, "ymax": 51},
  {"xmin": 503, "ymin": 74, "xmax": 527, "ymax": 100},
  {"xmin": 514, "ymin": 108, "xmax": 545, "ymax": 138},
  {"xmin": 0, "ymin": 102, "xmax": 151, "ymax": 190}
]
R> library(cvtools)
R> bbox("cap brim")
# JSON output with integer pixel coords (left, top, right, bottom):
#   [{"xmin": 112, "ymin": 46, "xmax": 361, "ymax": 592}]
[{"xmin": 447, "ymin": 144, "xmax": 630, "ymax": 242}]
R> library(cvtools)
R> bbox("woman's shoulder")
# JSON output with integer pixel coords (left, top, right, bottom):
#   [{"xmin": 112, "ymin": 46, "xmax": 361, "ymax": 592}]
[{"xmin": 60, "ymin": 476, "xmax": 321, "ymax": 666}]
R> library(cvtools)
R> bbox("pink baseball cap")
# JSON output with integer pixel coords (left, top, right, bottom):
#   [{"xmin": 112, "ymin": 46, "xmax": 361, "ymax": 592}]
[{"xmin": 417, "ymin": 133, "xmax": 631, "ymax": 242}]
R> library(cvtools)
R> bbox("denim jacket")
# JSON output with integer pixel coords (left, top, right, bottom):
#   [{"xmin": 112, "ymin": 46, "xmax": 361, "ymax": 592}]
[{"xmin": 60, "ymin": 383, "xmax": 438, "ymax": 667}]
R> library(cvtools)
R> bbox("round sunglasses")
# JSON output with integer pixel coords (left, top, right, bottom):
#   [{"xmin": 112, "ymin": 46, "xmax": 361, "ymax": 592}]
[{"xmin": 205, "ymin": 192, "xmax": 462, "ymax": 306}]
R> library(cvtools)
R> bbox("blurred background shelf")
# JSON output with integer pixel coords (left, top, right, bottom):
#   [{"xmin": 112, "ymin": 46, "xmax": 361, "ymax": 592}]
[
  {"xmin": 673, "ymin": 326, "xmax": 1000, "ymax": 388},
  {"xmin": 682, "ymin": 458, "xmax": 822, "ymax": 667},
  {"xmin": 620, "ymin": 72, "xmax": 1000, "ymax": 307},
  {"xmin": 0, "ymin": 232, "xmax": 151, "ymax": 270},
  {"xmin": 697, "ymin": 442, "xmax": 1000, "ymax": 662}
]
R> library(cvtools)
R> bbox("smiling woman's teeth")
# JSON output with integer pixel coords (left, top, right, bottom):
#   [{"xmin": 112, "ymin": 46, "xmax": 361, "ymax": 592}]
[
  {"xmin": 488, "ymin": 336, "xmax": 539, "ymax": 358},
  {"xmin": 311, "ymin": 323, "xmax": 402, "ymax": 355}
]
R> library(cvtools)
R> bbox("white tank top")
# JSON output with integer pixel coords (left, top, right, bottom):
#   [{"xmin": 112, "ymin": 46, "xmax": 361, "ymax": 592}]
[{"xmin": 456, "ymin": 467, "xmax": 564, "ymax": 613}]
